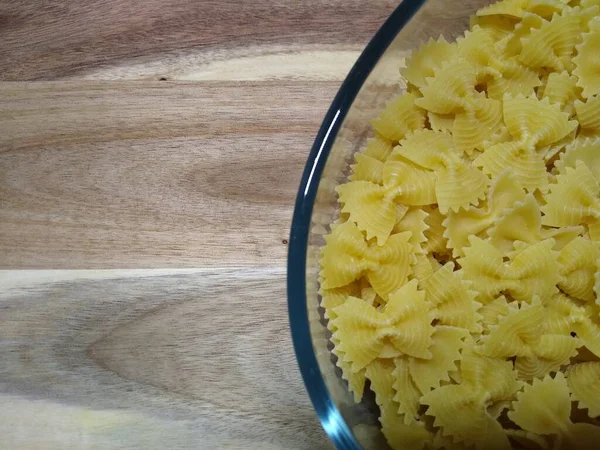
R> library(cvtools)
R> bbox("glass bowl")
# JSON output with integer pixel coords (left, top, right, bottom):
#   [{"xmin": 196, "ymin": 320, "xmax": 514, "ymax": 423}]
[{"xmin": 287, "ymin": 0, "xmax": 491, "ymax": 448}]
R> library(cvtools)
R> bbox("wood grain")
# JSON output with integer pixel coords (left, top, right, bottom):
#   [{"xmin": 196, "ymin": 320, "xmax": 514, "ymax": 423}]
[
  {"xmin": 0, "ymin": 269, "xmax": 330, "ymax": 449},
  {"xmin": 0, "ymin": 81, "xmax": 339, "ymax": 269},
  {"xmin": 0, "ymin": 0, "xmax": 397, "ymax": 81}
]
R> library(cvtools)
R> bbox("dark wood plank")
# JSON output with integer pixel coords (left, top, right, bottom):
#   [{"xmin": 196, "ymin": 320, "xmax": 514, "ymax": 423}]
[{"xmin": 0, "ymin": 0, "xmax": 397, "ymax": 80}]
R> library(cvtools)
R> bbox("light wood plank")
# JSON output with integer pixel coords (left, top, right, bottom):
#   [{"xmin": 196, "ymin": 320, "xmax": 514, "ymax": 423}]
[
  {"xmin": 0, "ymin": 269, "xmax": 330, "ymax": 449},
  {"xmin": 0, "ymin": 81, "xmax": 338, "ymax": 269},
  {"xmin": 0, "ymin": 0, "xmax": 397, "ymax": 81}
]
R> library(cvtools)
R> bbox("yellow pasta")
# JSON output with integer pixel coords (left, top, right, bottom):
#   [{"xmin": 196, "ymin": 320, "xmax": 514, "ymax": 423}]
[
  {"xmin": 395, "ymin": 130, "xmax": 489, "ymax": 212},
  {"xmin": 320, "ymin": 221, "xmax": 414, "ymax": 299},
  {"xmin": 509, "ymin": 372, "xmax": 600, "ymax": 448},
  {"xmin": 518, "ymin": 9, "xmax": 582, "ymax": 71},
  {"xmin": 538, "ymin": 71, "xmax": 582, "ymax": 115},
  {"xmin": 401, "ymin": 37, "xmax": 458, "ymax": 90},
  {"xmin": 411, "ymin": 253, "xmax": 441, "ymax": 288},
  {"xmin": 367, "ymin": 359, "xmax": 434, "ymax": 450},
  {"xmin": 458, "ymin": 25, "xmax": 541, "ymax": 99},
  {"xmin": 317, "ymin": 3, "xmax": 600, "ymax": 448},
  {"xmin": 575, "ymin": 94, "xmax": 600, "ymax": 136},
  {"xmin": 477, "ymin": 0, "xmax": 568, "ymax": 19},
  {"xmin": 497, "ymin": 12, "xmax": 544, "ymax": 57},
  {"xmin": 567, "ymin": 362, "xmax": 600, "ymax": 418},
  {"xmin": 331, "ymin": 280, "xmax": 434, "ymax": 371},
  {"xmin": 543, "ymin": 293, "xmax": 600, "ymax": 358},
  {"xmin": 337, "ymin": 161, "xmax": 436, "ymax": 245},
  {"xmin": 475, "ymin": 95, "xmax": 576, "ymax": 192},
  {"xmin": 557, "ymin": 236, "xmax": 599, "ymax": 302},
  {"xmin": 372, "ymin": 93, "xmax": 427, "ymax": 143},
  {"xmin": 425, "ymin": 262, "xmax": 483, "ymax": 332},
  {"xmin": 541, "ymin": 160, "xmax": 600, "ymax": 227},
  {"xmin": 555, "ymin": 137, "xmax": 600, "ymax": 183},
  {"xmin": 574, "ymin": 17, "xmax": 600, "ymax": 98},
  {"xmin": 408, "ymin": 326, "xmax": 470, "ymax": 392},
  {"xmin": 392, "ymin": 207, "xmax": 429, "ymax": 253},
  {"xmin": 422, "ymin": 351, "xmax": 520, "ymax": 449},
  {"xmin": 444, "ymin": 171, "xmax": 526, "ymax": 257},
  {"xmin": 392, "ymin": 357, "xmax": 421, "ymax": 424},
  {"xmin": 422, "ymin": 206, "xmax": 449, "ymax": 255},
  {"xmin": 459, "ymin": 236, "xmax": 561, "ymax": 302},
  {"xmin": 488, "ymin": 194, "xmax": 582, "ymax": 252},
  {"xmin": 508, "ymin": 372, "xmax": 572, "ymax": 435}
]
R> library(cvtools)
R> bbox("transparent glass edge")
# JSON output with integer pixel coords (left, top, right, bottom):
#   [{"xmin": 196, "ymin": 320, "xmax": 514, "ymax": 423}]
[{"xmin": 286, "ymin": 1, "xmax": 426, "ymax": 449}]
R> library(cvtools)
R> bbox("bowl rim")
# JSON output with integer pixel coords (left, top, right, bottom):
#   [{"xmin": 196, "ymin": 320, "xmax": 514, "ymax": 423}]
[{"xmin": 286, "ymin": 1, "xmax": 426, "ymax": 448}]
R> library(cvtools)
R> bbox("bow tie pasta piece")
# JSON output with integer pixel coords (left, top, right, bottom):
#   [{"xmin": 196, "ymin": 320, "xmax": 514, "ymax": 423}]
[
  {"xmin": 488, "ymin": 194, "xmax": 583, "ymax": 253},
  {"xmin": 371, "ymin": 93, "xmax": 427, "ymax": 143},
  {"xmin": 544, "ymin": 293, "xmax": 600, "ymax": 358},
  {"xmin": 453, "ymin": 96, "xmax": 504, "ymax": 155},
  {"xmin": 515, "ymin": 333, "xmax": 581, "ymax": 380},
  {"xmin": 477, "ymin": 0, "xmax": 569, "ymax": 19},
  {"xmin": 541, "ymin": 160, "xmax": 600, "ymax": 227},
  {"xmin": 425, "ymin": 263, "xmax": 483, "ymax": 332},
  {"xmin": 459, "ymin": 236, "xmax": 561, "ymax": 302},
  {"xmin": 504, "ymin": 94, "xmax": 577, "ymax": 147},
  {"xmin": 415, "ymin": 59, "xmax": 478, "ymax": 115},
  {"xmin": 422, "ymin": 384, "xmax": 511, "ymax": 450},
  {"xmin": 477, "ymin": 301, "xmax": 546, "ymax": 358},
  {"xmin": 444, "ymin": 171, "xmax": 526, "ymax": 258},
  {"xmin": 422, "ymin": 352, "xmax": 520, "ymax": 450},
  {"xmin": 350, "ymin": 136, "xmax": 394, "ymax": 184},
  {"xmin": 401, "ymin": 37, "xmax": 458, "ymax": 90},
  {"xmin": 395, "ymin": 130, "xmax": 489, "ymax": 213},
  {"xmin": 557, "ymin": 237, "xmax": 599, "ymax": 302},
  {"xmin": 320, "ymin": 221, "xmax": 414, "ymax": 299},
  {"xmin": 508, "ymin": 372, "xmax": 571, "ymax": 435},
  {"xmin": 567, "ymin": 362, "xmax": 600, "ymax": 419},
  {"xmin": 470, "ymin": 13, "xmax": 518, "ymax": 41},
  {"xmin": 573, "ymin": 17, "xmax": 600, "ymax": 98},
  {"xmin": 337, "ymin": 159, "xmax": 436, "ymax": 245},
  {"xmin": 475, "ymin": 95, "xmax": 577, "ymax": 192},
  {"xmin": 575, "ymin": 94, "xmax": 600, "ymax": 136},
  {"xmin": 427, "ymin": 111, "xmax": 455, "ymax": 133},
  {"xmin": 331, "ymin": 279, "xmax": 434, "ymax": 371},
  {"xmin": 509, "ymin": 372, "xmax": 600, "ymax": 449},
  {"xmin": 320, "ymin": 281, "xmax": 362, "ymax": 322},
  {"xmin": 538, "ymin": 71, "xmax": 582, "ymax": 116},
  {"xmin": 461, "ymin": 350, "xmax": 523, "ymax": 402},
  {"xmin": 518, "ymin": 7, "xmax": 597, "ymax": 72},
  {"xmin": 478, "ymin": 295, "xmax": 514, "ymax": 332},
  {"xmin": 555, "ymin": 137, "xmax": 600, "ymax": 180},
  {"xmin": 457, "ymin": 25, "xmax": 541, "ymax": 99},
  {"xmin": 496, "ymin": 12, "xmax": 544, "ymax": 57},
  {"xmin": 415, "ymin": 56, "xmax": 506, "ymax": 154},
  {"xmin": 475, "ymin": 141, "xmax": 550, "ymax": 193},
  {"xmin": 408, "ymin": 326, "xmax": 471, "ymax": 393},
  {"xmin": 366, "ymin": 359, "xmax": 434, "ymax": 450},
  {"xmin": 476, "ymin": 300, "xmax": 578, "ymax": 379}
]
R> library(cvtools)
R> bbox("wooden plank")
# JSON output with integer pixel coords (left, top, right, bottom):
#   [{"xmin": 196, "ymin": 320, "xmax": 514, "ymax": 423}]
[
  {"xmin": 0, "ymin": 0, "xmax": 397, "ymax": 81},
  {"xmin": 0, "ymin": 269, "xmax": 330, "ymax": 449},
  {"xmin": 0, "ymin": 81, "xmax": 338, "ymax": 269}
]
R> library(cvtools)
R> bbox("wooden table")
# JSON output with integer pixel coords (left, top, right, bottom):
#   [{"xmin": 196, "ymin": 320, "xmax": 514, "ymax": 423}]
[{"xmin": 0, "ymin": 0, "xmax": 397, "ymax": 448}]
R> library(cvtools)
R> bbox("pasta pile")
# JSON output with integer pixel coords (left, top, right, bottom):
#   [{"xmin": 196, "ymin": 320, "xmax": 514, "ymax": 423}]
[{"xmin": 319, "ymin": 1, "xmax": 600, "ymax": 449}]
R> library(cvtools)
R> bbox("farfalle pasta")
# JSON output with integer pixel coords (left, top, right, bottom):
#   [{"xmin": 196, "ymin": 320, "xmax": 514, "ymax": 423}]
[{"xmin": 317, "ymin": 0, "xmax": 600, "ymax": 448}]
